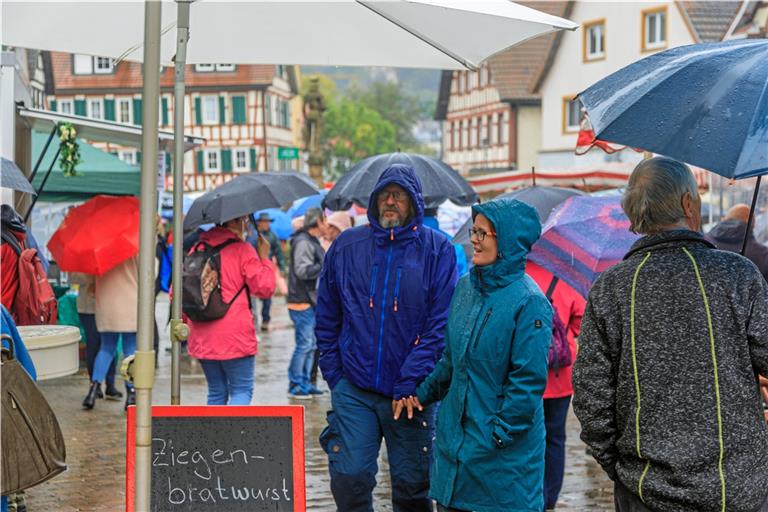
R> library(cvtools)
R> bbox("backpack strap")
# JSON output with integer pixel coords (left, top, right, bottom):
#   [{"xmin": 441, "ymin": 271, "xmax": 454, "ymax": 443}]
[
  {"xmin": 545, "ymin": 276, "xmax": 559, "ymax": 302},
  {"xmin": 212, "ymin": 238, "xmax": 252, "ymax": 309},
  {"xmin": 1, "ymin": 230, "xmax": 22, "ymax": 256}
]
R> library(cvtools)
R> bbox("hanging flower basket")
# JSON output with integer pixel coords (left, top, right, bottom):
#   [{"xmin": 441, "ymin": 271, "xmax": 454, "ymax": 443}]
[{"xmin": 58, "ymin": 122, "xmax": 81, "ymax": 177}]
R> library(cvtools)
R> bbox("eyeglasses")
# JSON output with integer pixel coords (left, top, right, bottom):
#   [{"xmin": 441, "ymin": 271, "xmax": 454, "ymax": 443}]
[
  {"xmin": 378, "ymin": 190, "xmax": 407, "ymax": 202},
  {"xmin": 469, "ymin": 228, "xmax": 497, "ymax": 241}
]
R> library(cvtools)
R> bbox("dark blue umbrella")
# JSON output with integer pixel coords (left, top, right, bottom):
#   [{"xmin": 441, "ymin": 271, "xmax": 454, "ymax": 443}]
[
  {"xmin": 579, "ymin": 39, "xmax": 768, "ymax": 253},
  {"xmin": 579, "ymin": 39, "xmax": 768, "ymax": 180},
  {"xmin": 324, "ymin": 152, "xmax": 478, "ymax": 211}
]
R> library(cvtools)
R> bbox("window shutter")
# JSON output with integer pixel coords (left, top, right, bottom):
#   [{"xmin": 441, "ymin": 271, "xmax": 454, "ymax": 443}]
[
  {"xmin": 133, "ymin": 98, "xmax": 143, "ymax": 125},
  {"xmin": 194, "ymin": 97, "xmax": 202, "ymax": 125},
  {"xmin": 196, "ymin": 151, "xmax": 204, "ymax": 173},
  {"xmin": 265, "ymin": 94, "xmax": 272, "ymax": 125},
  {"xmin": 104, "ymin": 99, "xmax": 115, "ymax": 121},
  {"xmin": 135, "ymin": 151, "xmax": 142, "ymax": 164},
  {"xmin": 232, "ymin": 96, "xmax": 246, "ymax": 125},
  {"xmin": 219, "ymin": 96, "xmax": 226, "ymax": 125},
  {"xmin": 249, "ymin": 148, "xmax": 257, "ymax": 170},
  {"xmin": 74, "ymin": 100, "xmax": 87, "ymax": 116},
  {"xmin": 221, "ymin": 149, "xmax": 232, "ymax": 172},
  {"xmin": 50, "ymin": 100, "xmax": 57, "ymax": 112},
  {"xmin": 161, "ymin": 97, "xmax": 169, "ymax": 126},
  {"xmin": 165, "ymin": 152, "xmax": 172, "ymax": 170}
]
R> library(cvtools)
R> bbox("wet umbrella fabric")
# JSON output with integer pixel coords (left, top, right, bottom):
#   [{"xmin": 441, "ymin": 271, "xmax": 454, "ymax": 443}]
[
  {"xmin": 323, "ymin": 153, "xmax": 478, "ymax": 211},
  {"xmin": 183, "ymin": 172, "xmax": 318, "ymax": 230},
  {"xmin": 528, "ymin": 196, "xmax": 640, "ymax": 299},
  {"xmin": 453, "ymin": 186, "xmax": 584, "ymax": 249},
  {"xmin": 47, "ymin": 195, "xmax": 139, "ymax": 276},
  {"xmin": 578, "ymin": 39, "xmax": 768, "ymax": 180},
  {"xmin": 1, "ymin": 157, "xmax": 36, "ymax": 195},
  {"xmin": 288, "ymin": 192, "xmax": 325, "ymax": 219}
]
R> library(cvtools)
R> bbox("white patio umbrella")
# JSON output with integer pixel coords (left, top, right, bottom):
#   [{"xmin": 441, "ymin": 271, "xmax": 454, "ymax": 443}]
[
  {"xmin": 3, "ymin": 1, "xmax": 577, "ymax": 69},
  {"xmin": 2, "ymin": 2, "xmax": 577, "ymax": 510}
]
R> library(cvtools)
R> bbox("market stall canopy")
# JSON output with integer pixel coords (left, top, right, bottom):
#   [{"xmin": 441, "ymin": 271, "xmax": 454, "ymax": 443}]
[
  {"xmin": 18, "ymin": 107, "xmax": 205, "ymax": 153},
  {"xmin": 30, "ymin": 130, "xmax": 141, "ymax": 202},
  {"xmin": 2, "ymin": 1, "xmax": 578, "ymax": 69}
]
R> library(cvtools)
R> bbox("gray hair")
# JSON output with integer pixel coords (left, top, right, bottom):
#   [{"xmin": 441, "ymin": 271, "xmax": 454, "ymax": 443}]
[{"xmin": 621, "ymin": 157, "xmax": 698, "ymax": 234}]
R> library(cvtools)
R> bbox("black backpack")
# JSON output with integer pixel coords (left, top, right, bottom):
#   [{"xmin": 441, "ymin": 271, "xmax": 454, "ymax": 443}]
[{"xmin": 182, "ymin": 239, "xmax": 248, "ymax": 322}]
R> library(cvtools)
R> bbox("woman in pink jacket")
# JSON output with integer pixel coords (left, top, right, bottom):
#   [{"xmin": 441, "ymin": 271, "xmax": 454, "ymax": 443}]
[
  {"xmin": 187, "ymin": 215, "xmax": 276, "ymax": 405},
  {"xmin": 526, "ymin": 260, "xmax": 585, "ymax": 511}
]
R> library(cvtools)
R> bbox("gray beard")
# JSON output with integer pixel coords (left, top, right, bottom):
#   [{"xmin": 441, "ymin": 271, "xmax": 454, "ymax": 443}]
[{"xmin": 379, "ymin": 217, "xmax": 403, "ymax": 228}]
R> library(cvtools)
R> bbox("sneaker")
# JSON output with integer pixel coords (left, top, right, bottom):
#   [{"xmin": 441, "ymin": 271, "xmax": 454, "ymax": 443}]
[
  {"xmin": 307, "ymin": 384, "xmax": 324, "ymax": 395},
  {"xmin": 287, "ymin": 385, "xmax": 312, "ymax": 400}
]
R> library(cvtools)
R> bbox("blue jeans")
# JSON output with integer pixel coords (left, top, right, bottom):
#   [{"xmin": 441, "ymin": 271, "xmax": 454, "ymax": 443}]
[
  {"xmin": 92, "ymin": 332, "xmax": 136, "ymax": 390},
  {"xmin": 319, "ymin": 378, "xmax": 435, "ymax": 512},
  {"xmin": 79, "ymin": 313, "xmax": 115, "ymax": 387},
  {"xmin": 544, "ymin": 395, "xmax": 571, "ymax": 509},
  {"xmin": 199, "ymin": 356, "xmax": 255, "ymax": 405},
  {"xmin": 261, "ymin": 297, "xmax": 272, "ymax": 324},
  {"xmin": 288, "ymin": 307, "xmax": 316, "ymax": 388}
]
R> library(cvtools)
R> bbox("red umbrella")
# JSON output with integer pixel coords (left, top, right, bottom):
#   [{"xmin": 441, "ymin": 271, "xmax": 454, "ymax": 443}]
[{"xmin": 48, "ymin": 195, "xmax": 139, "ymax": 276}]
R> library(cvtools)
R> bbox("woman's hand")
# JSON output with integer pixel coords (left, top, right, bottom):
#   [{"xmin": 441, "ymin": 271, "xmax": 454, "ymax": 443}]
[{"xmin": 392, "ymin": 396, "xmax": 424, "ymax": 420}]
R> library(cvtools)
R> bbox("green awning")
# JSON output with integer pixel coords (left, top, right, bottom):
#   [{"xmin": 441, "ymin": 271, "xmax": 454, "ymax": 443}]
[{"xmin": 31, "ymin": 130, "xmax": 141, "ymax": 202}]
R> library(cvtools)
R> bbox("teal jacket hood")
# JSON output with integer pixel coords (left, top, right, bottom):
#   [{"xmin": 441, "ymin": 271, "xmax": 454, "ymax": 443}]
[{"xmin": 471, "ymin": 198, "xmax": 541, "ymax": 291}]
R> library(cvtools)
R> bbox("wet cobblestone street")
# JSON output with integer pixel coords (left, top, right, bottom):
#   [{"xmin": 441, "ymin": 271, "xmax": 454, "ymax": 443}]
[{"xmin": 24, "ymin": 295, "xmax": 613, "ymax": 511}]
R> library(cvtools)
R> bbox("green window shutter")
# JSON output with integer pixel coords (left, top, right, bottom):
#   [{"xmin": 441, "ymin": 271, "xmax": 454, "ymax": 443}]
[
  {"xmin": 249, "ymin": 148, "xmax": 257, "ymax": 170},
  {"xmin": 165, "ymin": 152, "xmax": 172, "ymax": 170},
  {"xmin": 104, "ymin": 99, "xmax": 115, "ymax": 121},
  {"xmin": 136, "ymin": 151, "xmax": 142, "ymax": 164},
  {"xmin": 50, "ymin": 100, "xmax": 57, "ymax": 112},
  {"xmin": 221, "ymin": 149, "xmax": 232, "ymax": 172},
  {"xmin": 232, "ymin": 96, "xmax": 246, "ymax": 125},
  {"xmin": 196, "ymin": 151, "xmax": 204, "ymax": 173},
  {"xmin": 194, "ymin": 97, "xmax": 202, "ymax": 125},
  {"xmin": 133, "ymin": 98, "xmax": 143, "ymax": 125},
  {"xmin": 219, "ymin": 96, "xmax": 226, "ymax": 125},
  {"xmin": 161, "ymin": 97, "xmax": 169, "ymax": 126},
  {"xmin": 265, "ymin": 94, "xmax": 271, "ymax": 125},
  {"xmin": 74, "ymin": 99, "xmax": 87, "ymax": 116}
]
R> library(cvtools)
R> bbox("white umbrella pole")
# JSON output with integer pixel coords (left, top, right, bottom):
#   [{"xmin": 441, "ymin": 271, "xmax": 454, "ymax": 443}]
[
  {"xmin": 134, "ymin": 1, "xmax": 162, "ymax": 509},
  {"xmin": 170, "ymin": 0, "xmax": 191, "ymax": 406}
]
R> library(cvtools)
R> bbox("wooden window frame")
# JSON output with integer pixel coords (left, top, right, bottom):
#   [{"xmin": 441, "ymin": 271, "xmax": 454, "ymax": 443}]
[
  {"xmin": 204, "ymin": 149, "xmax": 221, "ymax": 172},
  {"xmin": 562, "ymin": 96, "xmax": 581, "ymax": 134},
  {"xmin": 641, "ymin": 6, "xmax": 668, "ymax": 53},
  {"xmin": 582, "ymin": 19, "xmax": 607, "ymax": 62},
  {"xmin": 87, "ymin": 98, "xmax": 104, "ymax": 120},
  {"xmin": 201, "ymin": 95, "xmax": 219, "ymax": 125},
  {"xmin": 234, "ymin": 148, "xmax": 249, "ymax": 171},
  {"xmin": 58, "ymin": 99, "xmax": 73, "ymax": 115}
]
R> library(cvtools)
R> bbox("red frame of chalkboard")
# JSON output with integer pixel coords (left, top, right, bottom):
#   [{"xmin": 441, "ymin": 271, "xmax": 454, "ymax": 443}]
[{"xmin": 126, "ymin": 405, "xmax": 306, "ymax": 511}]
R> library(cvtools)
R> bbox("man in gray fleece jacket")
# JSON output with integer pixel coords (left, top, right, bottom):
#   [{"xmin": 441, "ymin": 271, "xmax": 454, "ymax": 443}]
[{"xmin": 573, "ymin": 157, "xmax": 768, "ymax": 512}]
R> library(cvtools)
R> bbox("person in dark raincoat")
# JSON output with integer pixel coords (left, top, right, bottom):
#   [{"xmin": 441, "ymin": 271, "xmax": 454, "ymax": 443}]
[
  {"xmin": 415, "ymin": 198, "xmax": 552, "ymax": 512},
  {"xmin": 316, "ymin": 164, "xmax": 458, "ymax": 511}
]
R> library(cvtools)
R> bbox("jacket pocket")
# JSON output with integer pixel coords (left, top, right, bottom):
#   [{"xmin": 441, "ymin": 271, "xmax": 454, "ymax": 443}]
[
  {"xmin": 471, "ymin": 307, "xmax": 494, "ymax": 351},
  {"xmin": 368, "ymin": 265, "xmax": 379, "ymax": 309}
]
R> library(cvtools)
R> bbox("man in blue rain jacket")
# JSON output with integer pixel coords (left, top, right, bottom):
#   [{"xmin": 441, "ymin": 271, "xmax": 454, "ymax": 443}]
[{"xmin": 316, "ymin": 164, "xmax": 458, "ymax": 511}]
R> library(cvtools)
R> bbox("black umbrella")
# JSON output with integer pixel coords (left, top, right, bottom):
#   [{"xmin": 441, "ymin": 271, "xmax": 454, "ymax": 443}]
[
  {"xmin": 1, "ymin": 157, "xmax": 36, "ymax": 195},
  {"xmin": 323, "ymin": 153, "xmax": 477, "ymax": 211},
  {"xmin": 453, "ymin": 186, "xmax": 585, "ymax": 253},
  {"xmin": 184, "ymin": 171, "xmax": 318, "ymax": 230}
]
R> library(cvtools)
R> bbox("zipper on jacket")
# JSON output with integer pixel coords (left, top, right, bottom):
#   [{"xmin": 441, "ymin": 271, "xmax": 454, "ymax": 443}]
[
  {"xmin": 393, "ymin": 267, "xmax": 402, "ymax": 312},
  {"xmin": 368, "ymin": 265, "xmax": 379, "ymax": 309},
  {"xmin": 414, "ymin": 334, "xmax": 420, "ymax": 346},
  {"xmin": 390, "ymin": 228, "xmax": 394, "ymax": 241},
  {"xmin": 374, "ymin": 245, "xmax": 394, "ymax": 390},
  {"xmin": 471, "ymin": 307, "xmax": 493, "ymax": 351}
]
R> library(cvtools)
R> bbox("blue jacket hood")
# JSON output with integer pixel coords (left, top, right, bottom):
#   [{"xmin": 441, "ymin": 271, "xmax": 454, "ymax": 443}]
[
  {"xmin": 367, "ymin": 164, "xmax": 425, "ymax": 233},
  {"xmin": 471, "ymin": 198, "xmax": 541, "ymax": 291}
]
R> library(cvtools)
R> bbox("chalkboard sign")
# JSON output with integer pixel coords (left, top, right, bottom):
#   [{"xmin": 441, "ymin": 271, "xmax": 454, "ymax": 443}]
[{"xmin": 126, "ymin": 406, "xmax": 305, "ymax": 511}]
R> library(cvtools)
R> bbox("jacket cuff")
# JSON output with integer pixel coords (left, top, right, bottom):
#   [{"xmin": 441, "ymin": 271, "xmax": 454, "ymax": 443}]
[{"xmin": 392, "ymin": 381, "xmax": 417, "ymax": 401}]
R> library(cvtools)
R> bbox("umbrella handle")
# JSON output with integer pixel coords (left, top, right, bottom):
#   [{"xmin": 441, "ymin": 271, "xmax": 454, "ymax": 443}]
[{"xmin": 742, "ymin": 175, "xmax": 761, "ymax": 256}]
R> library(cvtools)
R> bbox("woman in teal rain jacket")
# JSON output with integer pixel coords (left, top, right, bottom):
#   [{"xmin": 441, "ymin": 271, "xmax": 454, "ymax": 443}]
[{"xmin": 415, "ymin": 198, "xmax": 552, "ymax": 512}]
